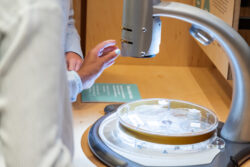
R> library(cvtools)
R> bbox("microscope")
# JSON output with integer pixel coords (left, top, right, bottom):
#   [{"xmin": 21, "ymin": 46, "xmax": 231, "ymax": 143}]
[
  {"xmin": 121, "ymin": 0, "xmax": 250, "ymax": 143},
  {"xmin": 88, "ymin": 1, "xmax": 250, "ymax": 166}
]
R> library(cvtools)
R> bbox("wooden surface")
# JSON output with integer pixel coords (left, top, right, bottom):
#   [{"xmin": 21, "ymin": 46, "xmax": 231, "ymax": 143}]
[
  {"xmin": 81, "ymin": 127, "xmax": 104, "ymax": 167},
  {"xmin": 69, "ymin": 64, "xmax": 250, "ymax": 167},
  {"xmin": 195, "ymin": 41, "xmax": 230, "ymax": 79},
  {"xmin": 85, "ymin": 0, "xmax": 213, "ymax": 67},
  {"xmin": 193, "ymin": 0, "xmax": 238, "ymax": 80}
]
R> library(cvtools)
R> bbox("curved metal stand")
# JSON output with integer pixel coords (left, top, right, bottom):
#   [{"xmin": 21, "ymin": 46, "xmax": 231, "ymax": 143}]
[{"xmin": 153, "ymin": 2, "xmax": 250, "ymax": 143}]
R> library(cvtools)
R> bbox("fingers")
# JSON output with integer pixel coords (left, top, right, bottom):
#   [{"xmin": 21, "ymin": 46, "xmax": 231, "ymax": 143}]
[
  {"xmin": 67, "ymin": 59, "xmax": 83, "ymax": 71},
  {"xmin": 94, "ymin": 40, "xmax": 116, "ymax": 56},
  {"xmin": 68, "ymin": 59, "xmax": 76, "ymax": 71},
  {"xmin": 100, "ymin": 46, "xmax": 118, "ymax": 56},
  {"xmin": 104, "ymin": 53, "xmax": 119, "ymax": 66},
  {"xmin": 66, "ymin": 52, "xmax": 83, "ymax": 71},
  {"xmin": 75, "ymin": 61, "xmax": 82, "ymax": 71},
  {"xmin": 78, "ymin": 45, "xmax": 120, "ymax": 88},
  {"xmin": 101, "ymin": 48, "xmax": 120, "ymax": 66}
]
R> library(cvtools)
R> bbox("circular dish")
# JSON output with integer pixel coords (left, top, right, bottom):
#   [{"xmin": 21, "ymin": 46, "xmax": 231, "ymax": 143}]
[
  {"xmin": 97, "ymin": 113, "xmax": 223, "ymax": 166},
  {"xmin": 117, "ymin": 98, "xmax": 218, "ymax": 145}
]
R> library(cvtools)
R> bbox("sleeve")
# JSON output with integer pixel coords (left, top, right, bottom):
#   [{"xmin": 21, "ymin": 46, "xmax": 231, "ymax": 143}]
[
  {"xmin": 65, "ymin": 0, "xmax": 83, "ymax": 59},
  {"xmin": 67, "ymin": 71, "xmax": 84, "ymax": 102},
  {"xmin": 0, "ymin": 1, "xmax": 74, "ymax": 167}
]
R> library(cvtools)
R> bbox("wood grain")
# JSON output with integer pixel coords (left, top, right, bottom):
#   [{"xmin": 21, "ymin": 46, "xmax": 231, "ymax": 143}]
[
  {"xmin": 85, "ymin": 0, "xmax": 212, "ymax": 66},
  {"xmin": 239, "ymin": 6, "xmax": 250, "ymax": 45},
  {"xmin": 81, "ymin": 127, "xmax": 106, "ymax": 167},
  {"xmin": 73, "ymin": 0, "xmax": 82, "ymax": 34}
]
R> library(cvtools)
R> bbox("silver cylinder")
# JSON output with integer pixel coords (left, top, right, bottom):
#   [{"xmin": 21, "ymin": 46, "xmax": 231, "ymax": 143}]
[{"xmin": 121, "ymin": 0, "xmax": 161, "ymax": 58}]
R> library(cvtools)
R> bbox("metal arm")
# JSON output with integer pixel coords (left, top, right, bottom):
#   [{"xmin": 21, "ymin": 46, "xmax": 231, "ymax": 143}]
[
  {"xmin": 153, "ymin": 2, "xmax": 250, "ymax": 143},
  {"xmin": 121, "ymin": 1, "xmax": 250, "ymax": 143}
]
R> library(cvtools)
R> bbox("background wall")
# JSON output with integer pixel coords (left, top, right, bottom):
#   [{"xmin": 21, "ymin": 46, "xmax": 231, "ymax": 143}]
[
  {"xmin": 239, "ymin": 4, "xmax": 250, "ymax": 44},
  {"xmin": 84, "ymin": 0, "xmax": 213, "ymax": 66},
  {"xmin": 73, "ymin": 0, "xmax": 248, "ymax": 76}
]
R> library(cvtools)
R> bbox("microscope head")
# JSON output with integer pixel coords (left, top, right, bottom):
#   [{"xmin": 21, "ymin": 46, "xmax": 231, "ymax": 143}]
[{"xmin": 121, "ymin": 0, "xmax": 161, "ymax": 58}]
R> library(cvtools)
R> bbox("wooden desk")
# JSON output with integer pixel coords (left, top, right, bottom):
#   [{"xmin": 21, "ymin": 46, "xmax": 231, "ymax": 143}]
[{"xmin": 71, "ymin": 64, "xmax": 249, "ymax": 167}]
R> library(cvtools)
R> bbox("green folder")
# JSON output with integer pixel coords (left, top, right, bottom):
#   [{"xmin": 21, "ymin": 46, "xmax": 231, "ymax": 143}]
[{"xmin": 81, "ymin": 83, "xmax": 141, "ymax": 102}]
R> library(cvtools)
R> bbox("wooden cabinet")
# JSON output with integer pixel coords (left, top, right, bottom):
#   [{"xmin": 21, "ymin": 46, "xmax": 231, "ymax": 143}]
[
  {"xmin": 72, "ymin": 0, "xmax": 86, "ymax": 53},
  {"xmin": 193, "ymin": 0, "xmax": 244, "ymax": 80},
  {"xmin": 74, "ymin": 0, "xmax": 247, "ymax": 80},
  {"xmin": 239, "ymin": 2, "xmax": 250, "ymax": 45},
  {"xmin": 84, "ymin": 0, "xmax": 213, "ymax": 67}
]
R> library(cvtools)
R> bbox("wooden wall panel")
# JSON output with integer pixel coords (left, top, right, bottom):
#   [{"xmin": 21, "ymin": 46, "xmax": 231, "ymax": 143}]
[
  {"xmin": 73, "ymin": 0, "xmax": 82, "ymax": 34},
  {"xmin": 73, "ymin": 0, "xmax": 87, "ymax": 53},
  {"xmin": 239, "ymin": 5, "xmax": 250, "ymax": 45},
  {"xmin": 193, "ymin": 0, "xmax": 240, "ymax": 79},
  {"xmin": 86, "ymin": 0, "xmax": 213, "ymax": 66}
]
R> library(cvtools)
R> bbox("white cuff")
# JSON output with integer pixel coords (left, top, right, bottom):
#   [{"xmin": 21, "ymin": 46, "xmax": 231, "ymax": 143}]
[{"xmin": 67, "ymin": 70, "xmax": 83, "ymax": 102}]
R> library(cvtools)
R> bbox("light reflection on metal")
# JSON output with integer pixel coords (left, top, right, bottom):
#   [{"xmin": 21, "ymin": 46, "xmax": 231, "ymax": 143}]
[{"xmin": 189, "ymin": 25, "xmax": 214, "ymax": 45}]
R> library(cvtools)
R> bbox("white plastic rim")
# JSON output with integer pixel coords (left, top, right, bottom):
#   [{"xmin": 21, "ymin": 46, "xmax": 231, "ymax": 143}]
[{"xmin": 117, "ymin": 98, "xmax": 218, "ymax": 138}]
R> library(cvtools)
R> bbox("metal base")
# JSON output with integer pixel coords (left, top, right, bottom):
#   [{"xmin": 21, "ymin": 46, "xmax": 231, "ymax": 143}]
[{"xmin": 88, "ymin": 105, "xmax": 250, "ymax": 167}]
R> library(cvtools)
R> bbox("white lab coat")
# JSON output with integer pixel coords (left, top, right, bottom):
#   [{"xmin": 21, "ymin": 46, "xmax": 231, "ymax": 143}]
[{"xmin": 0, "ymin": 0, "xmax": 82, "ymax": 166}]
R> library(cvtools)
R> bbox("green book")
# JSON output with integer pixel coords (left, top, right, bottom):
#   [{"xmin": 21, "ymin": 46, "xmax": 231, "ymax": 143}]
[{"xmin": 81, "ymin": 83, "xmax": 141, "ymax": 102}]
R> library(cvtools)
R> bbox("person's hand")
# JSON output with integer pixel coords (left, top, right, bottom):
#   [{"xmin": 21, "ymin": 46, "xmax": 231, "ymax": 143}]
[
  {"xmin": 77, "ymin": 40, "xmax": 120, "ymax": 89},
  {"xmin": 66, "ymin": 52, "xmax": 83, "ymax": 71}
]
